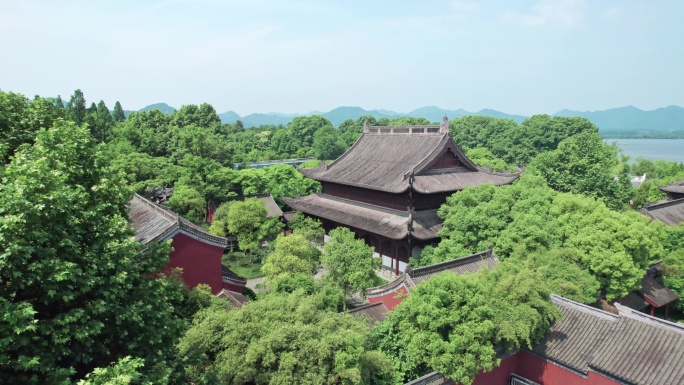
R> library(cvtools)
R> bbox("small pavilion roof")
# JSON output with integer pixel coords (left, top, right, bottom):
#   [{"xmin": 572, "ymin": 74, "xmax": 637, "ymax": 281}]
[
  {"xmin": 297, "ymin": 119, "xmax": 520, "ymax": 194},
  {"xmin": 659, "ymin": 180, "xmax": 684, "ymax": 195},
  {"xmin": 283, "ymin": 194, "xmax": 442, "ymax": 240},
  {"xmin": 129, "ymin": 194, "xmax": 230, "ymax": 247},
  {"xmin": 641, "ymin": 275, "xmax": 679, "ymax": 307},
  {"xmin": 640, "ymin": 198, "xmax": 684, "ymax": 226},
  {"xmin": 217, "ymin": 289, "xmax": 249, "ymax": 308}
]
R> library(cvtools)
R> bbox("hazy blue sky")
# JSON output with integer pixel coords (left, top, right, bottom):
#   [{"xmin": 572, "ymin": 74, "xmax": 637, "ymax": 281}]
[{"xmin": 1, "ymin": 0, "xmax": 682, "ymax": 116}]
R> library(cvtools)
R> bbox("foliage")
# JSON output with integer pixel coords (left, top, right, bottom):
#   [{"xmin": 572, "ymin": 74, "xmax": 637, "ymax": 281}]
[
  {"xmin": 288, "ymin": 213, "xmax": 325, "ymax": 245},
  {"xmin": 168, "ymin": 184, "xmax": 206, "ymax": 223},
  {"xmin": 630, "ymin": 158, "xmax": 684, "ymax": 180},
  {"xmin": 528, "ymin": 132, "xmax": 631, "ymax": 210},
  {"xmin": 211, "ymin": 198, "xmax": 283, "ymax": 260},
  {"xmin": 314, "ymin": 125, "xmax": 346, "ymax": 160},
  {"xmin": 271, "ymin": 273, "xmax": 317, "ymax": 295},
  {"xmin": 0, "ymin": 120, "xmax": 188, "ymax": 383},
  {"xmin": 222, "ymin": 252, "xmax": 265, "ymax": 279},
  {"xmin": 371, "ymin": 270, "xmax": 558, "ymax": 385},
  {"xmin": 0, "ymin": 90, "xmax": 63, "ymax": 163},
  {"xmin": 662, "ymin": 249, "xmax": 684, "ymax": 310},
  {"xmin": 465, "ymin": 147, "xmax": 515, "ymax": 172},
  {"xmin": 77, "ymin": 356, "xmax": 144, "ymax": 385},
  {"xmin": 321, "ymin": 228, "xmax": 379, "ymax": 309},
  {"xmin": 450, "ymin": 115, "xmax": 597, "ymax": 165},
  {"xmin": 177, "ymin": 290, "xmax": 394, "ymax": 385},
  {"xmin": 429, "ymin": 174, "xmax": 664, "ymax": 301},
  {"xmin": 261, "ymin": 233, "xmax": 320, "ymax": 284}
]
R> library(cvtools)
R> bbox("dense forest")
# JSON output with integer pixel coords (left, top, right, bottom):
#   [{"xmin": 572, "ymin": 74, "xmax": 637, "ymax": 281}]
[{"xmin": 1, "ymin": 89, "xmax": 684, "ymax": 385}]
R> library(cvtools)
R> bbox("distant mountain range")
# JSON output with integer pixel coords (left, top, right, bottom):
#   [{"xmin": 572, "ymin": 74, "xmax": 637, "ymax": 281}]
[{"xmin": 130, "ymin": 103, "xmax": 684, "ymax": 132}]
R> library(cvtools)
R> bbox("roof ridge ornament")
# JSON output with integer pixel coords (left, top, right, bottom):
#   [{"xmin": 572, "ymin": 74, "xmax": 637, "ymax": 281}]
[
  {"xmin": 363, "ymin": 119, "xmax": 369, "ymax": 133},
  {"xmin": 440, "ymin": 116, "xmax": 449, "ymax": 134}
]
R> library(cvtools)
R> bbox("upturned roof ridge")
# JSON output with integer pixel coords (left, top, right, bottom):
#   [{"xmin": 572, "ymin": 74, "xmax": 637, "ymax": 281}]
[
  {"xmin": 550, "ymin": 294, "xmax": 619, "ymax": 322},
  {"xmin": 366, "ymin": 274, "xmax": 410, "ymax": 297},
  {"xmin": 407, "ymin": 249, "xmax": 496, "ymax": 278},
  {"xmin": 642, "ymin": 197, "xmax": 684, "ymax": 210}
]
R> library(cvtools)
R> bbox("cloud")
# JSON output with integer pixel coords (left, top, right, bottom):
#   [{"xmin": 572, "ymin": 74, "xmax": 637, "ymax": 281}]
[{"xmin": 504, "ymin": 0, "xmax": 587, "ymax": 28}]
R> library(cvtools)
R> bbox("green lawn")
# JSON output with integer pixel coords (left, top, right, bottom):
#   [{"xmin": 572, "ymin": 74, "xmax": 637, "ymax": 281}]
[{"xmin": 222, "ymin": 253, "xmax": 264, "ymax": 279}]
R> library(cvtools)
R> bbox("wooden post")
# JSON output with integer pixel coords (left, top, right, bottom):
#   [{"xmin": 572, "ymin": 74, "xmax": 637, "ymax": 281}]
[
  {"xmin": 666, "ymin": 304, "xmax": 670, "ymax": 319},
  {"xmin": 394, "ymin": 243, "xmax": 399, "ymax": 276},
  {"xmin": 650, "ymin": 306, "xmax": 655, "ymax": 316}
]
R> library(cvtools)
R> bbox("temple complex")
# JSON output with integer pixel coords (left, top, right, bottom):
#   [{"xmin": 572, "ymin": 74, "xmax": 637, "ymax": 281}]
[
  {"xmin": 128, "ymin": 194, "xmax": 245, "ymax": 294},
  {"xmin": 285, "ymin": 118, "xmax": 520, "ymax": 273}
]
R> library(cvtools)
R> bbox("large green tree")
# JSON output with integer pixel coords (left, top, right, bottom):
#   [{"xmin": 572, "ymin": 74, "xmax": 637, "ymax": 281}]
[
  {"xmin": 372, "ymin": 270, "xmax": 558, "ymax": 385},
  {"xmin": 66, "ymin": 89, "xmax": 87, "ymax": 124},
  {"xmin": 177, "ymin": 290, "xmax": 394, "ymax": 385},
  {"xmin": 321, "ymin": 228, "xmax": 379, "ymax": 309},
  {"xmin": 428, "ymin": 174, "xmax": 664, "ymax": 300},
  {"xmin": 528, "ymin": 131, "xmax": 631, "ymax": 210},
  {"xmin": 0, "ymin": 120, "xmax": 188, "ymax": 383},
  {"xmin": 261, "ymin": 233, "xmax": 320, "ymax": 284}
]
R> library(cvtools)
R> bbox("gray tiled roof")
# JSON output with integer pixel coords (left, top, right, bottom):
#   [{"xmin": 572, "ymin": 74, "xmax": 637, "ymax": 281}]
[
  {"xmin": 403, "ymin": 371, "xmax": 454, "ymax": 385},
  {"xmin": 640, "ymin": 198, "xmax": 684, "ymax": 225},
  {"xmin": 298, "ymin": 126, "xmax": 519, "ymax": 194},
  {"xmin": 533, "ymin": 295, "xmax": 684, "ymax": 384},
  {"xmin": 129, "ymin": 194, "xmax": 230, "ymax": 247},
  {"xmin": 532, "ymin": 295, "xmax": 619, "ymax": 373},
  {"xmin": 283, "ymin": 194, "xmax": 442, "ymax": 240},
  {"xmin": 407, "ymin": 250, "xmax": 498, "ymax": 285},
  {"xmin": 347, "ymin": 302, "xmax": 388, "ymax": 324},
  {"xmin": 590, "ymin": 304, "xmax": 684, "ymax": 384},
  {"xmin": 659, "ymin": 180, "xmax": 684, "ymax": 194}
]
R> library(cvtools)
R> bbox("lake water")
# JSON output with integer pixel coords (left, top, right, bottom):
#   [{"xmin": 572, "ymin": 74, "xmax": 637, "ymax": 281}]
[{"xmin": 605, "ymin": 139, "xmax": 684, "ymax": 164}]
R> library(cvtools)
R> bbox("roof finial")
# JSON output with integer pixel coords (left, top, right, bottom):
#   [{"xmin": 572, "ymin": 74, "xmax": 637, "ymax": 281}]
[
  {"xmin": 440, "ymin": 116, "xmax": 449, "ymax": 134},
  {"xmin": 364, "ymin": 119, "xmax": 369, "ymax": 133}
]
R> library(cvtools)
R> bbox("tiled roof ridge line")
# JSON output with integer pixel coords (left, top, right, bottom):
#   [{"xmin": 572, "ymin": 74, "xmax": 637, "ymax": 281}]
[
  {"xmin": 133, "ymin": 193, "xmax": 179, "ymax": 223},
  {"xmin": 550, "ymin": 294, "xmax": 619, "ymax": 322},
  {"xmin": 346, "ymin": 302, "xmax": 386, "ymax": 314},
  {"xmin": 615, "ymin": 302, "xmax": 684, "ymax": 334},
  {"xmin": 177, "ymin": 220, "xmax": 230, "ymax": 246},
  {"xmin": 643, "ymin": 197, "xmax": 684, "ymax": 210},
  {"xmin": 366, "ymin": 273, "xmax": 409, "ymax": 297},
  {"xmin": 311, "ymin": 127, "xmax": 369, "ymax": 173},
  {"xmin": 408, "ymin": 249, "xmax": 494, "ymax": 278},
  {"xmin": 474, "ymin": 165, "xmax": 525, "ymax": 177}
]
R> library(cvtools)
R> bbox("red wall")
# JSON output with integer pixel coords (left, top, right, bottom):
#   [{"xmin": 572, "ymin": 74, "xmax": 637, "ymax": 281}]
[
  {"xmin": 164, "ymin": 232, "xmax": 224, "ymax": 294},
  {"xmin": 586, "ymin": 371, "xmax": 622, "ymax": 385},
  {"xmin": 471, "ymin": 353, "xmax": 519, "ymax": 385},
  {"xmin": 516, "ymin": 351, "xmax": 590, "ymax": 385},
  {"xmin": 368, "ymin": 286, "xmax": 409, "ymax": 311}
]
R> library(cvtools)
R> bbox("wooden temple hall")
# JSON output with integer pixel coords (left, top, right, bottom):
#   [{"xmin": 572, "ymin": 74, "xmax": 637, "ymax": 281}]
[{"xmin": 285, "ymin": 118, "xmax": 521, "ymax": 274}]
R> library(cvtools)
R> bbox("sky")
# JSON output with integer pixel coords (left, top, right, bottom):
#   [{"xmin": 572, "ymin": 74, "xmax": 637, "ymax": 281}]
[{"xmin": 1, "ymin": 0, "xmax": 682, "ymax": 116}]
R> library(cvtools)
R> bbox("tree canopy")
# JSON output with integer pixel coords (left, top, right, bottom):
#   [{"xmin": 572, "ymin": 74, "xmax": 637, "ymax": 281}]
[
  {"xmin": 177, "ymin": 290, "xmax": 394, "ymax": 385},
  {"xmin": 0, "ymin": 120, "xmax": 188, "ymax": 383},
  {"xmin": 321, "ymin": 228, "xmax": 379, "ymax": 310}
]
